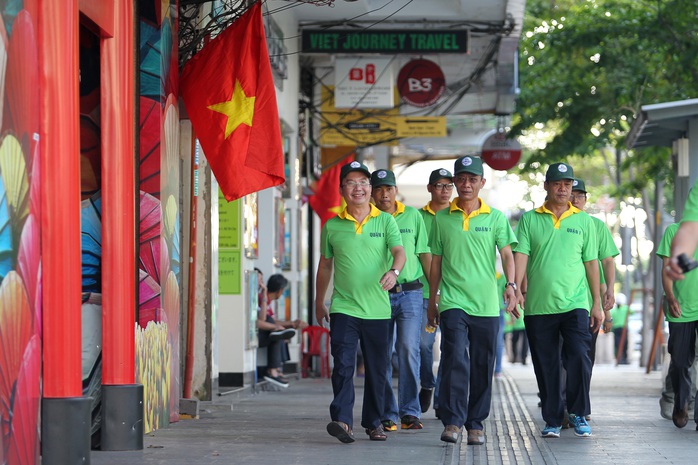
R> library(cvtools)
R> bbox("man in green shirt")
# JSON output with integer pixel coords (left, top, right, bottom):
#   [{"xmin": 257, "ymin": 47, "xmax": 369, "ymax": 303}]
[
  {"xmin": 418, "ymin": 168, "xmax": 453, "ymax": 414},
  {"xmin": 513, "ymin": 162, "xmax": 601, "ymax": 439},
  {"xmin": 370, "ymin": 169, "xmax": 431, "ymax": 432},
  {"xmin": 666, "ymin": 184, "xmax": 698, "ymax": 281},
  {"xmin": 316, "ymin": 161, "xmax": 406, "ymax": 443},
  {"xmin": 570, "ymin": 179, "xmax": 619, "ymax": 372},
  {"xmin": 427, "ymin": 156, "xmax": 517, "ymax": 445},
  {"xmin": 657, "ymin": 222, "xmax": 698, "ymax": 429}
]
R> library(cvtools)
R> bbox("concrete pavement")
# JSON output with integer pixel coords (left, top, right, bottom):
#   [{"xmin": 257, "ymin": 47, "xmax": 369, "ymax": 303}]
[{"xmin": 91, "ymin": 362, "xmax": 698, "ymax": 464}]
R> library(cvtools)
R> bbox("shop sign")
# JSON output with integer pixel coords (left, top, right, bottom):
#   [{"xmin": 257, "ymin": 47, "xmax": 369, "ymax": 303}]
[
  {"xmin": 481, "ymin": 131, "xmax": 522, "ymax": 171},
  {"xmin": 335, "ymin": 57, "xmax": 394, "ymax": 109},
  {"xmin": 302, "ymin": 29, "xmax": 469, "ymax": 54},
  {"xmin": 397, "ymin": 59, "xmax": 446, "ymax": 108}
]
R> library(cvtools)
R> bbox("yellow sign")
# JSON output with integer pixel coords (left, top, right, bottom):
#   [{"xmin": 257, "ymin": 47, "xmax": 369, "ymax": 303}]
[
  {"xmin": 320, "ymin": 86, "xmax": 398, "ymax": 147},
  {"xmin": 395, "ymin": 116, "xmax": 447, "ymax": 138}
]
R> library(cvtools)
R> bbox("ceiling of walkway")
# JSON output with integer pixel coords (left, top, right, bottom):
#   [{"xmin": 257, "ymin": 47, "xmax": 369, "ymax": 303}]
[{"xmin": 279, "ymin": 0, "xmax": 527, "ymax": 160}]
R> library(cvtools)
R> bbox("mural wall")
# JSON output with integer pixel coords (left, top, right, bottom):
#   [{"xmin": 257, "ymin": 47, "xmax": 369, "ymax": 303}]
[
  {"xmin": 0, "ymin": 1, "xmax": 42, "ymax": 464},
  {"xmin": 137, "ymin": 0, "xmax": 181, "ymax": 433}
]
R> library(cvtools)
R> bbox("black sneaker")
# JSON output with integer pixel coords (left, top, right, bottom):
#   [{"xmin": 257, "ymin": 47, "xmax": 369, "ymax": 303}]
[
  {"xmin": 264, "ymin": 375, "xmax": 289, "ymax": 388},
  {"xmin": 419, "ymin": 388, "xmax": 433, "ymax": 413},
  {"xmin": 269, "ymin": 329, "xmax": 295, "ymax": 341}
]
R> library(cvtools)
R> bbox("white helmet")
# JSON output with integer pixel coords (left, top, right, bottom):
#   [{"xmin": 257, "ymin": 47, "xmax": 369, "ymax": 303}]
[{"xmin": 616, "ymin": 293, "xmax": 627, "ymax": 306}]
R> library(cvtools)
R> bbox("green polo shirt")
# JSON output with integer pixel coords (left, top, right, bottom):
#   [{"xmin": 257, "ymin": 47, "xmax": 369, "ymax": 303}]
[
  {"xmin": 392, "ymin": 201, "xmax": 430, "ymax": 284},
  {"xmin": 514, "ymin": 203, "xmax": 598, "ymax": 316},
  {"xmin": 610, "ymin": 305, "xmax": 629, "ymax": 330},
  {"xmin": 431, "ymin": 198, "xmax": 517, "ymax": 317},
  {"xmin": 657, "ymin": 223, "xmax": 698, "ymax": 322},
  {"xmin": 682, "ymin": 185, "xmax": 698, "ymax": 222},
  {"xmin": 588, "ymin": 215, "xmax": 619, "ymax": 307},
  {"xmin": 321, "ymin": 204, "xmax": 403, "ymax": 319},
  {"xmin": 419, "ymin": 202, "xmax": 439, "ymax": 299}
]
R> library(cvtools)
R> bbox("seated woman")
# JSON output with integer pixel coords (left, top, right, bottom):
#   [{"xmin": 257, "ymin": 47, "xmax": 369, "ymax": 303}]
[{"xmin": 256, "ymin": 272, "xmax": 307, "ymax": 388}]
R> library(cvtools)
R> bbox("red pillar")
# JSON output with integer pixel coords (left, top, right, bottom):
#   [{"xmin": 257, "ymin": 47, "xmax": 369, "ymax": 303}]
[
  {"xmin": 40, "ymin": 0, "xmax": 82, "ymax": 399},
  {"xmin": 40, "ymin": 2, "xmax": 93, "ymax": 463},
  {"xmin": 101, "ymin": 0, "xmax": 136, "ymax": 386}
]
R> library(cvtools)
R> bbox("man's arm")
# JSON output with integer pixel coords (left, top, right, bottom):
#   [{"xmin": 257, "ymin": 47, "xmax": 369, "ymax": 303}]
[
  {"xmin": 418, "ymin": 252, "xmax": 432, "ymax": 287},
  {"xmin": 513, "ymin": 252, "xmax": 529, "ymax": 317},
  {"xmin": 427, "ymin": 254, "xmax": 443, "ymax": 327},
  {"xmin": 600, "ymin": 256, "xmax": 616, "ymax": 311},
  {"xmin": 584, "ymin": 260, "xmax": 602, "ymax": 332},
  {"xmin": 315, "ymin": 255, "xmax": 333, "ymax": 327},
  {"xmin": 667, "ymin": 222, "xmax": 698, "ymax": 280},
  {"xmin": 500, "ymin": 245, "xmax": 517, "ymax": 315},
  {"xmin": 662, "ymin": 256, "xmax": 682, "ymax": 318},
  {"xmin": 379, "ymin": 245, "xmax": 406, "ymax": 291}
]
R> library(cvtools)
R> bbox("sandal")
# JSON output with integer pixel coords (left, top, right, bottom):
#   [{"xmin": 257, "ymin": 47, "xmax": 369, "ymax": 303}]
[
  {"xmin": 327, "ymin": 421, "xmax": 355, "ymax": 443},
  {"xmin": 365, "ymin": 425, "xmax": 388, "ymax": 441}
]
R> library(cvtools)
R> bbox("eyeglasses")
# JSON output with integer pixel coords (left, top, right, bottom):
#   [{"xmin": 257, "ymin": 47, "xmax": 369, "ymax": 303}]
[
  {"xmin": 570, "ymin": 193, "xmax": 587, "ymax": 201},
  {"xmin": 343, "ymin": 180, "xmax": 371, "ymax": 188},
  {"xmin": 432, "ymin": 183, "xmax": 454, "ymax": 191}
]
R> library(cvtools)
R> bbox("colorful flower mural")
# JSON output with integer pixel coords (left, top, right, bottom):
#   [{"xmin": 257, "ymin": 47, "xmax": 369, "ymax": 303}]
[{"xmin": 0, "ymin": 3, "xmax": 42, "ymax": 463}]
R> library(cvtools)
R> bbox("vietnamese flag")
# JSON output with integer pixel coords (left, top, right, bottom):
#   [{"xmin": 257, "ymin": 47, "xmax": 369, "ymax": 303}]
[
  {"xmin": 180, "ymin": 1, "xmax": 284, "ymax": 201},
  {"xmin": 308, "ymin": 157, "xmax": 353, "ymax": 227}
]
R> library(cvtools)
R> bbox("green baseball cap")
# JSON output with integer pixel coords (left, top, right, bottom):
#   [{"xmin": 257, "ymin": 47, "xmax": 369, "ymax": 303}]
[
  {"xmin": 339, "ymin": 160, "xmax": 371, "ymax": 182},
  {"xmin": 572, "ymin": 178, "xmax": 587, "ymax": 193},
  {"xmin": 545, "ymin": 162, "xmax": 574, "ymax": 182},
  {"xmin": 370, "ymin": 169, "xmax": 397, "ymax": 187},
  {"xmin": 454, "ymin": 156, "xmax": 484, "ymax": 176},
  {"xmin": 429, "ymin": 168, "xmax": 453, "ymax": 184}
]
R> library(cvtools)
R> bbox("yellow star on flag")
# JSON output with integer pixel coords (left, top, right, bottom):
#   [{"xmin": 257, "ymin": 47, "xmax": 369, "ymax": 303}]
[{"xmin": 208, "ymin": 79, "xmax": 256, "ymax": 138}]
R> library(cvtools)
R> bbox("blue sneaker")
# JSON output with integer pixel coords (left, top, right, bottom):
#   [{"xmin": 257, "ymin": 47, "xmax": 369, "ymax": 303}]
[
  {"xmin": 569, "ymin": 414, "xmax": 591, "ymax": 437},
  {"xmin": 541, "ymin": 424, "xmax": 561, "ymax": 438}
]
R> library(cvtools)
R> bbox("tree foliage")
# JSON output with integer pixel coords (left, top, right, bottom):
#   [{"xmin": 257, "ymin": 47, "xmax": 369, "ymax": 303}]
[{"xmin": 512, "ymin": 0, "xmax": 698, "ymax": 194}]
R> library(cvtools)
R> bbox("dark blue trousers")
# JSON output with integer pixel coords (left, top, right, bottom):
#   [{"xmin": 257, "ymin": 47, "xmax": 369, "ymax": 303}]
[
  {"xmin": 525, "ymin": 309, "xmax": 592, "ymax": 427},
  {"xmin": 438, "ymin": 309, "xmax": 498, "ymax": 430},
  {"xmin": 329, "ymin": 313, "xmax": 391, "ymax": 430},
  {"xmin": 667, "ymin": 320, "xmax": 698, "ymax": 419}
]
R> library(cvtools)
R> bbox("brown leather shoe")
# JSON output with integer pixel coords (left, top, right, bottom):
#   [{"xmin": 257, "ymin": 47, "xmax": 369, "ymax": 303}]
[
  {"xmin": 673, "ymin": 404, "xmax": 689, "ymax": 428},
  {"xmin": 467, "ymin": 429, "xmax": 485, "ymax": 445},
  {"xmin": 440, "ymin": 425, "xmax": 461, "ymax": 443},
  {"xmin": 365, "ymin": 424, "xmax": 388, "ymax": 441},
  {"xmin": 327, "ymin": 421, "xmax": 355, "ymax": 443}
]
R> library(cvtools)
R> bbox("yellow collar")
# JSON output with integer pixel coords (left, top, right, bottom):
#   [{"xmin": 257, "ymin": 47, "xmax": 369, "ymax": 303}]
[
  {"xmin": 422, "ymin": 202, "xmax": 436, "ymax": 215},
  {"xmin": 535, "ymin": 202, "xmax": 580, "ymax": 229},
  {"xmin": 392, "ymin": 201, "xmax": 406, "ymax": 217},
  {"xmin": 339, "ymin": 203, "xmax": 381, "ymax": 233},
  {"xmin": 449, "ymin": 198, "xmax": 490, "ymax": 231}
]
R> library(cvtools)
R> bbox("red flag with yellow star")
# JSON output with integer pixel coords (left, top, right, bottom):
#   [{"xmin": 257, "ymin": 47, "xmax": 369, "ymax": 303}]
[
  {"xmin": 180, "ymin": 1, "xmax": 284, "ymax": 201},
  {"xmin": 308, "ymin": 157, "xmax": 353, "ymax": 227}
]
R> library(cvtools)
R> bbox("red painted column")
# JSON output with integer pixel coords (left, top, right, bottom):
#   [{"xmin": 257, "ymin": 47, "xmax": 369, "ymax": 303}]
[
  {"xmin": 40, "ymin": 0, "xmax": 82, "ymax": 399},
  {"xmin": 101, "ymin": 0, "xmax": 136, "ymax": 385}
]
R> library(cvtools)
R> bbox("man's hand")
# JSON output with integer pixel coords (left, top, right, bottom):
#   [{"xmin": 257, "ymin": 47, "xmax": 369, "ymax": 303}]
[
  {"xmin": 602, "ymin": 289, "xmax": 615, "ymax": 311},
  {"xmin": 379, "ymin": 270, "xmax": 398, "ymax": 291},
  {"xmin": 510, "ymin": 290, "xmax": 524, "ymax": 319},
  {"xmin": 427, "ymin": 300, "xmax": 440, "ymax": 328},
  {"xmin": 666, "ymin": 257, "xmax": 686, "ymax": 281},
  {"xmin": 666, "ymin": 295, "xmax": 682, "ymax": 319},
  {"xmin": 589, "ymin": 302, "xmax": 603, "ymax": 333},
  {"xmin": 315, "ymin": 303, "xmax": 330, "ymax": 327},
  {"xmin": 504, "ymin": 287, "xmax": 518, "ymax": 317}
]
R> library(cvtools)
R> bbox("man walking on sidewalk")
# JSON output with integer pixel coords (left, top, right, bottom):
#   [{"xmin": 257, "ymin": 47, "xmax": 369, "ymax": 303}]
[
  {"xmin": 513, "ymin": 162, "xmax": 601, "ymax": 439},
  {"xmin": 427, "ymin": 156, "xmax": 517, "ymax": 445},
  {"xmin": 657, "ymin": 222, "xmax": 698, "ymax": 429},
  {"xmin": 371, "ymin": 169, "xmax": 431, "ymax": 432},
  {"xmin": 316, "ymin": 161, "xmax": 406, "ymax": 443},
  {"xmin": 418, "ymin": 168, "xmax": 454, "ymax": 415}
]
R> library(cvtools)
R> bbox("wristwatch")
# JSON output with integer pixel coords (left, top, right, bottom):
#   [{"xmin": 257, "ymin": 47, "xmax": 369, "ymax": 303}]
[
  {"xmin": 390, "ymin": 268, "xmax": 400, "ymax": 277},
  {"xmin": 505, "ymin": 282, "xmax": 517, "ymax": 291}
]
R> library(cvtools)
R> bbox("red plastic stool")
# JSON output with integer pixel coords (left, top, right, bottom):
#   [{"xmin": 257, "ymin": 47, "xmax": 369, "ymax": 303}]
[{"xmin": 301, "ymin": 326, "xmax": 331, "ymax": 378}]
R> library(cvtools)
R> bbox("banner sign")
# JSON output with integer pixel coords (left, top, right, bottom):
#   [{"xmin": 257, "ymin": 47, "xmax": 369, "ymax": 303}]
[
  {"xmin": 302, "ymin": 29, "xmax": 469, "ymax": 54},
  {"xmin": 335, "ymin": 57, "xmax": 394, "ymax": 109}
]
